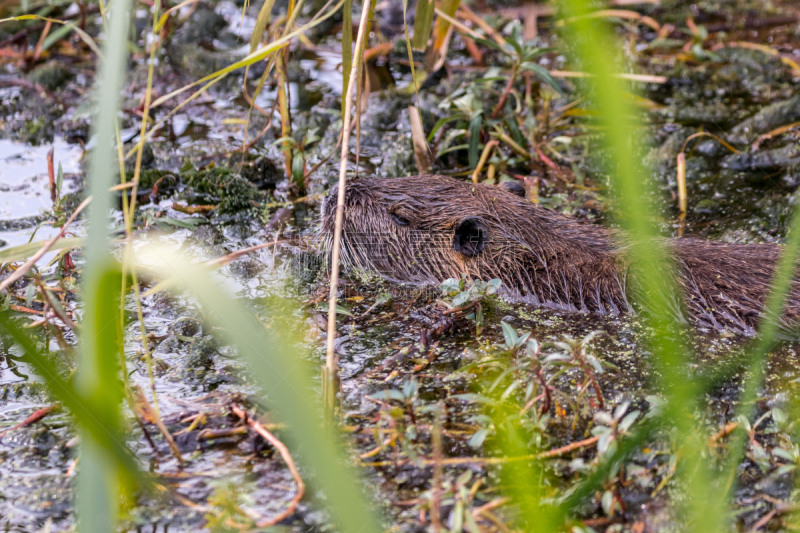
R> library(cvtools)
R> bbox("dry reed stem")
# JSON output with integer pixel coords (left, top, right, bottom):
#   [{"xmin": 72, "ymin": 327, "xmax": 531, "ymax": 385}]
[
  {"xmin": 471, "ymin": 497, "xmax": 511, "ymax": 519},
  {"xmin": 680, "ymin": 131, "xmax": 739, "ymax": 154},
  {"xmin": 134, "ymin": 385, "xmax": 184, "ymax": 463},
  {"xmin": 207, "ymin": 241, "xmax": 289, "ymax": 266},
  {"xmin": 231, "ymin": 404, "xmax": 305, "ymax": 527},
  {"xmin": 676, "ymin": 152, "xmax": 686, "ymax": 237},
  {"xmin": 126, "ymin": 1, "xmax": 172, "ymax": 450},
  {"xmin": 0, "ymin": 196, "xmax": 91, "ymax": 292},
  {"xmin": 472, "ymin": 139, "xmax": 498, "ymax": 182},
  {"xmin": 708, "ymin": 421, "xmax": 739, "ymax": 447},
  {"xmin": 360, "ymin": 434, "xmax": 601, "ymax": 467},
  {"xmin": 46, "ymin": 147, "xmax": 56, "ymax": 203},
  {"xmin": 409, "ymin": 106, "xmax": 430, "ymax": 174},
  {"xmin": 325, "ymin": 0, "xmax": 375, "ymax": 397}
]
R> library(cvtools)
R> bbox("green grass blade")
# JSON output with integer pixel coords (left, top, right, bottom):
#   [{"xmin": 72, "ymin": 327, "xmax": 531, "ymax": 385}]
[
  {"xmin": 0, "ymin": 237, "xmax": 83, "ymax": 264},
  {"xmin": 134, "ymin": 245, "xmax": 382, "ymax": 533},
  {"xmin": 0, "ymin": 311, "xmax": 143, "ymax": 480},
  {"xmin": 411, "ymin": 0, "xmax": 434, "ymax": 51},
  {"xmin": 77, "ymin": 0, "xmax": 134, "ymax": 529},
  {"xmin": 558, "ymin": 1, "xmax": 713, "ymax": 531},
  {"xmin": 468, "ymin": 114, "xmax": 482, "ymax": 169}
]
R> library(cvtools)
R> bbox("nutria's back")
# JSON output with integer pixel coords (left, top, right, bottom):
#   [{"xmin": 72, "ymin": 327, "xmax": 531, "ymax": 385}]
[{"xmin": 320, "ymin": 174, "xmax": 800, "ymax": 335}]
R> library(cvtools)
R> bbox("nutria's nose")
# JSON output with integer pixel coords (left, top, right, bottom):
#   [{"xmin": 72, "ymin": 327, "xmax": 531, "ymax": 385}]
[{"xmin": 453, "ymin": 217, "xmax": 488, "ymax": 256}]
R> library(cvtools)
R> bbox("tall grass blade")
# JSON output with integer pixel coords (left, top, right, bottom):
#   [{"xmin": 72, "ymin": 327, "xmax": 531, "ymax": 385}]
[
  {"xmin": 134, "ymin": 245, "xmax": 382, "ymax": 533},
  {"xmin": 0, "ymin": 311, "xmax": 142, "ymax": 479},
  {"xmin": 559, "ymin": 1, "xmax": 715, "ymax": 531},
  {"xmin": 411, "ymin": 0, "xmax": 434, "ymax": 51},
  {"xmin": 78, "ymin": 0, "xmax": 134, "ymax": 528}
]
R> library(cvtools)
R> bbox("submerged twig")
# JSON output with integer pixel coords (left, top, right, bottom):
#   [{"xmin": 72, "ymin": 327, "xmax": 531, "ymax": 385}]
[
  {"xmin": 0, "ymin": 404, "xmax": 59, "ymax": 437},
  {"xmin": 231, "ymin": 404, "xmax": 305, "ymax": 527}
]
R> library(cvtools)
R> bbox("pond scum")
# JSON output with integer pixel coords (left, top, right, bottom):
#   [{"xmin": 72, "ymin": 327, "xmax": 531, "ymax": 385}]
[{"xmin": 1, "ymin": 0, "xmax": 800, "ymax": 531}]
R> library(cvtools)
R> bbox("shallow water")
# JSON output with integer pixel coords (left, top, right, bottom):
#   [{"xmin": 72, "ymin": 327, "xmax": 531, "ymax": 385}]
[{"xmin": 1, "ymin": 0, "xmax": 800, "ymax": 530}]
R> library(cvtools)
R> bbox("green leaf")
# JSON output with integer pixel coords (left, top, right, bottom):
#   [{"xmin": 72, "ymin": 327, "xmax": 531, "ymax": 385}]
[
  {"xmin": 427, "ymin": 115, "xmax": 463, "ymax": 142},
  {"xmin": 468, "ymin": 114, "xmax": 482, "ymax": 169},
  {"xmin": 451, "ymin": 290, "xmax": 473, "ymax": 308},
  {"xmin": 619, "ymin": 410, "xmax": 640, "ymax": 432},
  {"xmin": 292, "ymin": 150, "xmax": 305, "ymax": 187},
  {"xmin": 468, "ymin": 427, "xmax": 490, "ymax": 448},
  {"xmin": 0, "ymin": 237, "xmax": 83, "ymax": 265},
  {"xmin": 439, "ymin": 277, "xmax": 462, "ymax": 295},
  {"xmin": 474, "ymin": 37, "xmax": 510, "ymax": 56},
  {"xmin": 505, "ymin": 34, "xmax": 523, "ymax": 57},
  {"xmin": 369, "ymin": 389, "xmax": 407, "ymax": 401},
  {"xmin": 24, "ymin": 283, "xmax": 36, "ymax": 307},
  {"xmin": 411, "ymin": 0, "xmax": 435, "ymax": 50},
  {"xmin": 250, "ymin": 0, "xmax": 277, "ymax": 54},
  {"xmin": 506, "ymin": 115, "xmax": 526, "ymax": 148},
  {"xmin": 501, "ymin": 321, "xmax": 518, "ymax": 348},
  {"xmin": 772, "ymin": 447, "xmax": 797, "ymax": 462},
  {"xmin": 56, "ymin": 162, "xmax": 63, "ymax": 197},
  {"xmin": 520, "ymin": 62, "xmax": 565, "ymax": 96},
  {"xmin": 486, "ymin": 278, "xmax": 502, "ymax": 294}
]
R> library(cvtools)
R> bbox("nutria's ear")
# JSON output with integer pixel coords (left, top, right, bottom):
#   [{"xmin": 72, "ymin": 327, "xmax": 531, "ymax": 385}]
[
  {"xmin": 453, "ymin": 217, "xmax": 488, "ymax": 257},
  {"xmin": 499, "ymin": 181, "xmax": 526, "ymax": 198}
]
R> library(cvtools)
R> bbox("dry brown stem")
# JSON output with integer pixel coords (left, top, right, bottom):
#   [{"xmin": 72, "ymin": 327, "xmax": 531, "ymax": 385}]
[{"xmin": 231, "ymin": 404, "xmax": 305, "ymax": 527}]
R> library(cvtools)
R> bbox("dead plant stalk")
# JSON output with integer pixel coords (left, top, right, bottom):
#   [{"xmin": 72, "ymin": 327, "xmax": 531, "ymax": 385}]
[{"xmin": 325, "ymin": 0, "xmax": 375, "ymax": 410}]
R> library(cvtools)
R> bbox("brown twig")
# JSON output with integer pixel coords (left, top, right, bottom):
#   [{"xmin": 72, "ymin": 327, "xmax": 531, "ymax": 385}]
[
  {"xmin": 197, "ymin": 426, "xmax": 248, "ymax": 440},
  {"xmin": 491, "ymin": 68, "xmax": 517, "ymax": 119},
  {"xmin": 134, "ymin": 385, "xmax": 184, "ymax": 464},
  {"xmin": 708, "ymin": 421, "xmax": 739, "ymax": 447},
  {"xmin": 361, "ymin": 434, "xmax": 600, "ymax": 467},
  {"xmin": 231, "ymin": 404, "xmax": 305, "ymax": 527},
  {"xmin": 471, "ymin": 497, "xmax": 511, "ymax": 518},
  {"xmin": 46, "ymin": 148, "xmax": 56, "ymax": 203},
  {"xmin": 0, "ymin": 404, "xmax": 60, "ymax": 437},
  {"xmin": 207, "ymin": 240, "xmax": 290, "ymax": 267},
  {"xmin": 326, "ymin": 0, "xmax": 376, "ymax": 417},
  {"xmin": 539, "ymin": 435, "xmax": 600, "ymax": 458}
]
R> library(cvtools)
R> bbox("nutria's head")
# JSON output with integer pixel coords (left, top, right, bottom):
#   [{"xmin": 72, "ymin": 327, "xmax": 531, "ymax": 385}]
[{"xmin": 320, "ymin": 175, "xmax": 626, "ymax": 312}]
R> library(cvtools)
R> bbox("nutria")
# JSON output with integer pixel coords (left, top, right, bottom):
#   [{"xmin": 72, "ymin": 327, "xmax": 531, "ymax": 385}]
[{"xmin": 320, "ymin": 174, "xmax": 800, "ymax": 335}]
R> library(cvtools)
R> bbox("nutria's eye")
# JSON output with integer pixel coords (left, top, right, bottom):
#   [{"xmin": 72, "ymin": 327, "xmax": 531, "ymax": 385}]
[
  {"xmin": 391, "ymin": 213, "xmax": 411, "ymax": 226},
  {"xmin": 453, "ymin": 217, "xmax": 488, "ymax": 256}
]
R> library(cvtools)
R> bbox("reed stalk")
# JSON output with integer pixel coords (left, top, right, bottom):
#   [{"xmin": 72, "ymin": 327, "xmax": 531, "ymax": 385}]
[{"xmin": 324, "ymin": 0, "xmax": 377, "ymax": 417}]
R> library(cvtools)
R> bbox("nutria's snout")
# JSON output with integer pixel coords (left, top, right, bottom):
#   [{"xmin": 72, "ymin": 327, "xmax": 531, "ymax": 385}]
[{"xmin": 453, "ymin": 217, "xmax": 488, "ymax": 256}]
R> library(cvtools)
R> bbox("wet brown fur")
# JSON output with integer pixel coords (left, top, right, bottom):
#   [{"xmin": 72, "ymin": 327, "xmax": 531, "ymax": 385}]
[{"xmin": 321, "ymin": 175, "xmax": 800, "ymax": 335}]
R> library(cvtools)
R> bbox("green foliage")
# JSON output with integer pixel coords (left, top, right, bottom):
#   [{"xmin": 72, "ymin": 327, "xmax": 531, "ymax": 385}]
[
  {"xmin": 205, "ymin": 480, "xmax": 257, "ymax": 532},
  {"xmin": 428, "ymin": 24, "xmax": 563, "ymax": 179},
  {"xmin": 438, "ymin": 276, "xmax": 501, "ymax": 334}
]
